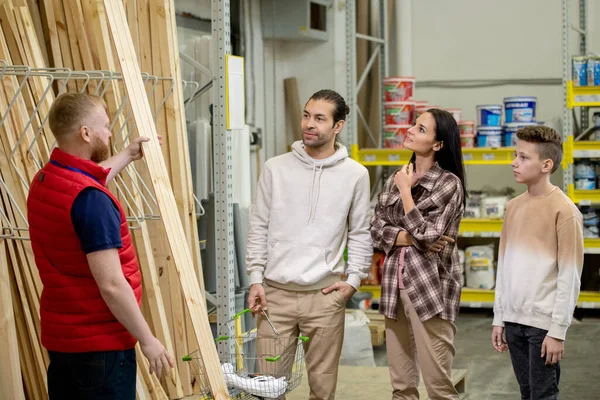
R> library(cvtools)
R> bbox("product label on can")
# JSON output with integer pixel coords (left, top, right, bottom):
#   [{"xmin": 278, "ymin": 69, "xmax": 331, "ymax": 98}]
[
  {"xmin": 574, "ymin": 57, "xmax": 588, "ymax": 86},
  {"xmin": 506, "ymin": 108, "xmax": 534, "ymax": 123},
  {"xmin": 588, "ymin": 57, "xmax": 600, "ymax": 86}
]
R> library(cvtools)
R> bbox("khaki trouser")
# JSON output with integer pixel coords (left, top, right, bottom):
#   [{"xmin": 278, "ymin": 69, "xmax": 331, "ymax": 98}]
[
  {"xmin": 257, "ymin": 282, "xmax": 346, "ymax": 400},
  {"xmin": 385, "ymin": 289, "xmax": 458, "ymax": 400}
]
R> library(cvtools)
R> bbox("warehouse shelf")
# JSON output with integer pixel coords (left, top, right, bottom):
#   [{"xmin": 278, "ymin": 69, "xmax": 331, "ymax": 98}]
[
  {"xmin": 459, "ymin": 219, "xmax": 503, "ymax": 237},
  {"xmin": 584, "ymin": 238, "xmax": 600, "ymax": 254},
  {"xmin": 359, "ymin": 287, "xmax": 600, "ymax": 309},
  {"xmin": 350, "ymin": 144, "xmax": 516, "ymax": 166},
  {"xmin": 567, "ymin": 184, "xmax": 600, "ymax": 205},
  {"xmin": 566, "ymin": 81, "xmax": 600, "ymax": 108},
  {"xmin": 573, "ymin": 140, "xmax": 600, "ymax": 159}
]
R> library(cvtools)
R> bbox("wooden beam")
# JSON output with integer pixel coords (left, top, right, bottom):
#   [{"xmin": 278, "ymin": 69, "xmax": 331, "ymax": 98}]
[
  {"xmin": 0, "ymin": 240, "xmax": 26, "ymax": 400},
  {"xmin": 101, "ymin": 1, "xmax": 229, "ymax": 398},
  {"xmin": 51, "ymin": 0, "xmax": 76, "ymax": 91},
  {"xmin": 10, "ymin": 254, "xmax": 44, "ymax": 400},
  {"xmin": 81, "ymin": 2, "xmax": 185, "ymax": 397},
  {"xmin": 136, "ymin": 344, "xmax": 169, "ymax": 400},
  {"xmin": 39, "ymin": 0, "xmax": 62, "ymax": 69}
]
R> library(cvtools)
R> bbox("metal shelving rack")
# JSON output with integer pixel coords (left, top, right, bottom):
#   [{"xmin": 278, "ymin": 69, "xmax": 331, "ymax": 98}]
[
  {"xmin": 211, "ymin": 0, "xmax": 236, "ymax": 334},
  {"xmin": 355, "ymin": 0, "xmax": 600, "ymax": 309},
  {"xmin": 345, "ymin": 0, "xmax": 388, "ymax": 149}
]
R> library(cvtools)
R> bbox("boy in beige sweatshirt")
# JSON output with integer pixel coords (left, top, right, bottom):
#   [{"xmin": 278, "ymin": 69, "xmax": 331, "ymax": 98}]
[{"xmin": 492, "ymin": 126, "xmax": 583, "ymax": 400}]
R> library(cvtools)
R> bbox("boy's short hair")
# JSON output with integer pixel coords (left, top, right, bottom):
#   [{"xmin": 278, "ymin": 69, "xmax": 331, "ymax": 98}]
[
  {"xmin": 516, "ymin": 125, "xmax": 563, "ymax": 174},
  {"xmin": 48, "ymin": 93, "xmax": 107, "ymax": 142}
]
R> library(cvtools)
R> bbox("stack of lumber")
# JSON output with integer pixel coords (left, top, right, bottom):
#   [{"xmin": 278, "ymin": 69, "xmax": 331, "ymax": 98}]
[{"xmin": 0, "ymin": 0, "xmax": 228, "ymax": 399}]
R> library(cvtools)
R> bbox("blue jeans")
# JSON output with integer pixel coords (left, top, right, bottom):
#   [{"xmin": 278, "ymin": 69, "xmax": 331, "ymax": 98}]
[
  {"xmin": 48, "ymin": 348, "xmax": 136, "ymax": 400},
  {"xmin": 505, "ymin": 322, "xmax": 560, "ymax": 400}
]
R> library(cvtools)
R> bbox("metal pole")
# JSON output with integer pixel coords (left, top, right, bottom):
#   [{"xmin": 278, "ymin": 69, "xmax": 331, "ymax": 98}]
[{"xmin": 212, "ymin": 0, "xmax": 236, "ymax": 352}]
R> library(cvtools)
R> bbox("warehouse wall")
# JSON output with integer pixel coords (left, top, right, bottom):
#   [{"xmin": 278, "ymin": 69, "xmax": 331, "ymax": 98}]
[
  {"xmin": 400, "ymin": 0, "xmax": 600, "ymax": 194},
  {"xmin": 262, "ymin": 1, "xmax": 348, "ymax": 158}
]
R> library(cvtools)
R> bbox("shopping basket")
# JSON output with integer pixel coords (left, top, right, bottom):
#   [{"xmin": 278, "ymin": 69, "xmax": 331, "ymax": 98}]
[{"xmin": 183, "ymin": 308, "xmax": 309, "ymax": 399}]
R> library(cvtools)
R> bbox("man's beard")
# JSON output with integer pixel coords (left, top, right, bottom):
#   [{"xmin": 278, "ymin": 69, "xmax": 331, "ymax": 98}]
[{"xmin": 90, "ymin": 137, "xmax": 110, "ymax": 163}]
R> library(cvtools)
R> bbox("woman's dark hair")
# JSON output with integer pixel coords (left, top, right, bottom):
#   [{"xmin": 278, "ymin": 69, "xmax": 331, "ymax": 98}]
[
  {"xmin": 308, "ymin": 89, "xmax": 349, "ymax": 149},
  {"xmin": 410, "ymin": 108, "xmax": 467, "ymax": 206}
]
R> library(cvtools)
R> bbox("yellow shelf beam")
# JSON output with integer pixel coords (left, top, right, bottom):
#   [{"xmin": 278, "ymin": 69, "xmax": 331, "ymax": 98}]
[
  {"xmin": 351, "ymin": 144, "xmax": 516, "ymax": 166},
  {"xmin": 573, "ymin": 140, "xmax": 600, "ymax": 158},
  {"xmin": 567, "ymin": 184, "xmax": 600, "ymax": 205},
  {"xmin": 566, "ymin": 81, "xmax": 600, "ymax": 108},
  {"xmin": 459, "ymin": 219, "xmax": 503, "ymax": 237}
]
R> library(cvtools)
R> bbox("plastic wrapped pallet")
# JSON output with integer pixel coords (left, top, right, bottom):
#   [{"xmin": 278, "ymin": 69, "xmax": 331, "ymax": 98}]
[
  {"xmin": 465, "ymin": 245, "xmax": 495, "ymax": 290},
  {"xmin": 340, "ymin": 310, "xmax": 376, "ymax": 367}
]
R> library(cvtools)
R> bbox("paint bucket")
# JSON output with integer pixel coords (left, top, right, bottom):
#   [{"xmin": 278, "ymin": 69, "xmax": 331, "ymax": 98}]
[
  {"xmin": 575, "ymin": 160, "xmax": 596, "ymax": 179},
  {"xmin": 588, "ymin": 56, "xmax": 600, "ymax": 86},
  {"xmin": 504, "ymin": 97, "xmax": 537, "ymax": 123},
  {"xmin": 445, "ymin": 108, "xmax": 462, "ymax": 123},
  {"xmin": 383, "ymin": 77, "xmax": 416, "ymax": 101},
  {"xmin": 477, "ymin": 126, "xmax": 503, "ymax": 148},
  {"xmin": 503, "ymin": 122, "xmax": 537, "ymax": 147},
  {"xmin": 476, "ymin": 105, "xmax": 503, "ymax": 126},
  {"xmin": 460, "ymin": 134, "xmax": 476, "ymax": 148},
  {"xmin": 573, "ymin": 56, "xmax": 588, "ymax": 86},
  {"xmin": 458, "ymin": 120, "xmax": 475, "ymax": 136},
  {"xmin": 384, "ymin": 101, "xmax": 415, "ymax": 125},
  {"xmin": 576, "ymin": 179, "xmax": 596, "ymax": 190},
  {"xmin": 383, "ymin": 125, "xmax": 411, "ymax": 148}
]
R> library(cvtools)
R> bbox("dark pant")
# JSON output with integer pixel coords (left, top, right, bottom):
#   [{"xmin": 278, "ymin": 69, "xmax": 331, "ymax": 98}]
[
  {"xmin": 505, "ymin": 322, "xmax": 560, "ymax": 400},
  {"xmin": 48, "ymin": 348, "xmax": 136, "ymax": 400}
]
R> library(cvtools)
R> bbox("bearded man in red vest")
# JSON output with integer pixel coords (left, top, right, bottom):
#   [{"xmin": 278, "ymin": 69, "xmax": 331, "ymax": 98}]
[{"xmin": 27, "ymin": 93, "xmax": 173, "ymax": 399}]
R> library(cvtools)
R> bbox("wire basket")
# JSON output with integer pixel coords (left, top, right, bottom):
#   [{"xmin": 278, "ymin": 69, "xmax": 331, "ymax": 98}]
[{"xmin": 184, "ymin": 309, "xmax": 309, "ymax": 400}]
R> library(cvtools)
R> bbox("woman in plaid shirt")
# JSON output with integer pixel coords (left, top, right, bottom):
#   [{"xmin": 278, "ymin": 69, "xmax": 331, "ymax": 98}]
[{"xmin": 371, "ymin": 108, "xmax": 467, "ymax": 400}]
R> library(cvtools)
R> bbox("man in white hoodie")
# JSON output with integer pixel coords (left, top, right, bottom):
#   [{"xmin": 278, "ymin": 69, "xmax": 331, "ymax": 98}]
[{"xmin": 246, "ymin": 89, "xmax": 372, "ymax": 400}]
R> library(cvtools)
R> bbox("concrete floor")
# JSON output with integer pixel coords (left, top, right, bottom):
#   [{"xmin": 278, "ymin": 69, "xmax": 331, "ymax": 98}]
[{"xmin": 287, "ymin": 310, "xmax": 600, "ymax": 400}]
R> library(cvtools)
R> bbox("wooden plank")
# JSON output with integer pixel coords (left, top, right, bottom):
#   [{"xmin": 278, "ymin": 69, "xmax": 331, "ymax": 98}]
[
  {"xmin": 136, "ymin": 368, "xmax": 152, "ymax": 400},
  {"xmin": 160, "ymin": 4, "xmax": 204, "ymax": 391},
  {"xmin": 23, "ymin": 0, "xmax": 50, "ymax": 66},
  {"xmin": 149, "ymin": 2, "xmax": 200, "ymax": 393},
  {"xmin": 284, "ymin": 77, "xmax": 302, "ymax": 144},
  {"xmin": 101, "ymin": 1, "xmax": 229, "ymax": 398},
  {"xmin": 136, "ymin": 344, "xmax": 169, "ymax": 400},
  {"xmin": 65, "ymin": 0, "xmax": 96, "ymax": 73},
  {"xmin": 0, "ymin": 240, "xmax": 26, "ymax": 400},
  {"xmin": 80, "ymin": 2, "xmax": 184, "ymax": 397},
  {"xmin": 0, "ymin": 0, "xmax": 23, "ymax": 64},
  {"xmin": 51, "ymin": 0, "xmax": 76, "ymax": 91},
  {"xmin": 0, "ymin": 21, "xmax": 45, "ymax": 302},
  {"xmin": 5, "ymin": 236, "xmax": 47, "ymax": 396},
  {"xmin": 14, "ymin": 6, "xmax": 52, "ymax": 162},
  {"xmin": 39, "ymin": 0, "xmax": 62, "ymax": 69},
  {"xmin": 10, "ymin": 254, "xmax": 45, "ymax": 400}
]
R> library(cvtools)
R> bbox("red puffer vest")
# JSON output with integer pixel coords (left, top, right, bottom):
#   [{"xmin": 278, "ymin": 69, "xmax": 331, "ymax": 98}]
[{"xmin": 27, "ymin": 148, "xmax": 142, "ymax": 352}]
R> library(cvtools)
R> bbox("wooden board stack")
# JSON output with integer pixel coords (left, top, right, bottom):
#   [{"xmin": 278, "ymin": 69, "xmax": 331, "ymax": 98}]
[{"xmin": 0, "ymin": 0, "xmax": 226, "ymax": 398}]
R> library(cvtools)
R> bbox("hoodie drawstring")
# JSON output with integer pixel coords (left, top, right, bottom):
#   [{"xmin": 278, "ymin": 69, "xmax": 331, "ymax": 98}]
[{"xmin": 307, "ymin": 163, "xmax": 324, "ymax": 224}]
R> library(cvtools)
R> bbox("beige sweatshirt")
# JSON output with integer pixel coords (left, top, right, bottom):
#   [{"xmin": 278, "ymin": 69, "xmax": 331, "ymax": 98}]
[
  {"xmin": 493, "ymin": 187, "xmax": 583, "ymax": 340},
  {"xmin": 245, "ymin": 141, "xmax": 373, "ymax": 291}
]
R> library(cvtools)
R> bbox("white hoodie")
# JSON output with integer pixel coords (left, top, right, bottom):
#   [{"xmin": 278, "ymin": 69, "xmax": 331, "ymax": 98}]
[{"xmin": 246, "ymin": 141, "xmax": 373, "ymax": 290}]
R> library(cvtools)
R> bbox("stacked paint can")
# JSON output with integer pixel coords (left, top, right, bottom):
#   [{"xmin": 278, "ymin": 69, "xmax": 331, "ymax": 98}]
[
  {"xmin": 383, "ymin": 77, "xmax": 415, "ymax": 148},
  {"xmin": 573, "ymin": 54, "xmax": 600, "ymax": 87},
  {"xmin": 575, "ymin": 160, "xmax": 597, "ymax": 190},
  {"xmin": 476, "ymin": 105, "xmax": 503, "ymax": 147},
  {"xmin": 474, "ymin": 98, "xmax": 538, "ymax": 148},
  {"xmin": 458, "ymin": 120, "xmax": 476, "ymax": 148}
]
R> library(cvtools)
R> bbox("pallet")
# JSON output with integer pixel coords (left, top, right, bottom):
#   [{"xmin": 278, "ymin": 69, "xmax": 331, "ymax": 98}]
[{"xmin": 345, "ymin": 308, "xmax": 386, "ymax": 347}]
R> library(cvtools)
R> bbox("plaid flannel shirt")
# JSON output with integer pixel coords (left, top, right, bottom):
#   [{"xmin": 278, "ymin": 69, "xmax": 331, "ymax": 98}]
[{"xmin": 371, "ymin": 164, "xmax": 464, "ymax": 322}]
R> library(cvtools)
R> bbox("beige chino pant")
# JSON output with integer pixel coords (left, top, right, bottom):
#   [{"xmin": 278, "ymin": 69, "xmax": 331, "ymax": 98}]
[
  {"xmin": 385, "ymin": 289, "xmax": 458, "ymax": 400},
  {"xmin": 257, "ymin": 282, "xmax": 346, "ymax": 400}
]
